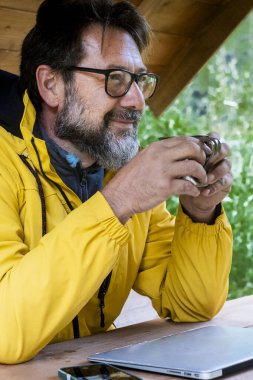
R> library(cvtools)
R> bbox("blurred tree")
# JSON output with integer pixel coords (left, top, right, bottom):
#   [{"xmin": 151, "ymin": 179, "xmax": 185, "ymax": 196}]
[{"xmin": 138, "ymin": 12, "xmax": 253, "ymax": 299}]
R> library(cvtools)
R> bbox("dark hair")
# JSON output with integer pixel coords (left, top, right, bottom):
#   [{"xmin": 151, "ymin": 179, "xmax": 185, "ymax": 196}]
[{"xmin": 19, "ymin": 0, "xmax": 150, "ymax": 112}]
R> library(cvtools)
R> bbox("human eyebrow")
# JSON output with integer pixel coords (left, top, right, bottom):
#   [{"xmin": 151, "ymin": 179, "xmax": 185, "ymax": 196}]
[{"xmin": 106, "ymin": 64, "xmax": 148, "ymax": 73}]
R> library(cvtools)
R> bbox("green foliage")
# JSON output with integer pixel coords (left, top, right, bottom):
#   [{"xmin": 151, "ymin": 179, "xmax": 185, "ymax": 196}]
[{"xmin": 138, "ymin": 12, "xmax": 253, "ymax": 299}]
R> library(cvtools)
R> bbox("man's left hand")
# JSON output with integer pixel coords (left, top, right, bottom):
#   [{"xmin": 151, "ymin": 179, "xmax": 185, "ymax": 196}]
[{"xmin": 180, "ymin": 133, "xmax": 233, "ymax": 224}]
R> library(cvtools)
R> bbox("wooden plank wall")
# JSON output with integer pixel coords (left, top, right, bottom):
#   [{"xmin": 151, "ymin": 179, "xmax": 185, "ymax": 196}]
[
  {"xmin": 0, "ymin": 0, "xmax": 252, "ymax": 115},
  {"xmin": 0, "ymin": 0, "xmax": 142, "ymax": 74},
  {"xmin": 0, "ymin": 0, "xmax": 42, "ymax": 73}
]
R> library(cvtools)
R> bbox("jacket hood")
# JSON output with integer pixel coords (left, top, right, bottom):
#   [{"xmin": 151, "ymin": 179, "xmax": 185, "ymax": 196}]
[
  {"xmin": 0, "ymin": 70, "xmax": 58, "ymax": 186},
  {"xmin": 0, "ymin": 70, "xmax": 24, "ymax": 138}
]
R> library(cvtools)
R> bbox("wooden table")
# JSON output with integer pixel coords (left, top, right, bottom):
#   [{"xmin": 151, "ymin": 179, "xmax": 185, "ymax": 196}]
[{"xmin": 1, "ymin": 295, "xmax": 253, "ymax": 379}]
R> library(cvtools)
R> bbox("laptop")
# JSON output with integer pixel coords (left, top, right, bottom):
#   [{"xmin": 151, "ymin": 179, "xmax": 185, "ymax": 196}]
[{"xmin": 88, "ymin": 326, "xmax": 253, "ymax": 379}]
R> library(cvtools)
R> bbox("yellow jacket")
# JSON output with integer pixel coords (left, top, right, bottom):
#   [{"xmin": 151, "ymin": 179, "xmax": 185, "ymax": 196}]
[{"xmin": 0, "ymin": 91, "xmax": 232, "ymax": 364}]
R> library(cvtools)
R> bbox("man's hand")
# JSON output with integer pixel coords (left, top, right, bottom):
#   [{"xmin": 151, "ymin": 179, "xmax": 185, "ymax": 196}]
[
  {"xmin": 180, "ymin": 133, "xmax": 232, "ymax": 224},
  {"xmin": 102, "ymin": 135, "xmax": 216, "ymax": 224}
]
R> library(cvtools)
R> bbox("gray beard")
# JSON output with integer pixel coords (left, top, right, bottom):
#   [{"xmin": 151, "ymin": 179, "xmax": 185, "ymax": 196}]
[{"xmin": 54, "ymin": 85, "xmax": 140, "ymax": 170}]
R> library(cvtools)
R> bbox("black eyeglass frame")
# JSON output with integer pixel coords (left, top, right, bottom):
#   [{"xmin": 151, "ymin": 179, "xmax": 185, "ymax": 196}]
[{"xmin": 66, "ymin": 66, "xmax": 160, "ymax": 99}]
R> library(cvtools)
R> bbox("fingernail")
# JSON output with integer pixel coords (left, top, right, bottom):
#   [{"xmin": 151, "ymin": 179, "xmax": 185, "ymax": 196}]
[{"xmin": 203, "ymin": 186, "xmax": 215, "ymax": 195}]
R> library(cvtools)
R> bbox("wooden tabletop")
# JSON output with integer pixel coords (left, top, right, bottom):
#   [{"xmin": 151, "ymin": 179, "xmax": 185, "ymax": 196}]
[{"xmin": 1, "ymin": 295, "xmax": 253, "ymax": 379}]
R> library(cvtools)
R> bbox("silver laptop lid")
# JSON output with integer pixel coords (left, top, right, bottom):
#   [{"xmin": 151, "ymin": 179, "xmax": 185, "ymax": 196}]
[{"xmin": 88, "ymin": 326, "xmax": 253, "ymax": 379}]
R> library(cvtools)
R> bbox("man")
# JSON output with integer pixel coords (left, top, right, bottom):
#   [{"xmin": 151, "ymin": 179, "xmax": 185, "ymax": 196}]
[{"xmin": 0, "ymin": 0, "xmax": 232, "ymax": 364}]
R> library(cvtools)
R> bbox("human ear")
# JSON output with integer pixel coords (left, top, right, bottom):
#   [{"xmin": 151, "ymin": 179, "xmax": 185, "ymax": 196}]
[{"xmin": 36, "ymin": 65, "xmax": 63, "ymax": 108}]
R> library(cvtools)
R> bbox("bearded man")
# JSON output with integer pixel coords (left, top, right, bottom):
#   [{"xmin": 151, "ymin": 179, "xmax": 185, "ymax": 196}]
[{"xmin": 0, "ymin": 0, "xmax": 232, "ymax": 364}]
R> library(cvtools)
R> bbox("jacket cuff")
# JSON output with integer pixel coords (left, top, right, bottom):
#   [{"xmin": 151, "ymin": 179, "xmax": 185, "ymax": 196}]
[{"xmin": 176, "ymin": 203, "xmax": 230, "ymax": 235}]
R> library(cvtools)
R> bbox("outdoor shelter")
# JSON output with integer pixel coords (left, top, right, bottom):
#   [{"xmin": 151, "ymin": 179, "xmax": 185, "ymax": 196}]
[{"xmin": 0, "ymin": 0, "xmax": 252, "ymax": 115}]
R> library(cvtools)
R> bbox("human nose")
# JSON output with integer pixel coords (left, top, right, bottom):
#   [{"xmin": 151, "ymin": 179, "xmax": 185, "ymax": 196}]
[{"xmin": 118, "ymin": 81, "xmax": 145, "ymax": 111}]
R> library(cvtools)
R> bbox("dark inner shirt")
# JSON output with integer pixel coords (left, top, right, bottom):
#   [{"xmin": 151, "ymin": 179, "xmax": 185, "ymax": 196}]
[{"xmin": 40, "ymin": 126, "xmax": 104, "ymax": 202}]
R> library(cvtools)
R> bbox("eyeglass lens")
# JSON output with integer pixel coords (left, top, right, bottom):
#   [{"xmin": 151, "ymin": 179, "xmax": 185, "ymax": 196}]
[{"xmin": 107, "ymin": 71, "xmax": 156, "ymax": 99}]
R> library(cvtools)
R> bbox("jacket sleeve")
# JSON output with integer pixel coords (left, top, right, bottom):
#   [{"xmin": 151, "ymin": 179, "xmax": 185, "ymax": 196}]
[
  {"xmin": 133, "ymin": 202, "xmax": 232, "ymax": 322},
  {"xmin": 0, "ymin": 166, "xmax": 130, "ymax": 364}
]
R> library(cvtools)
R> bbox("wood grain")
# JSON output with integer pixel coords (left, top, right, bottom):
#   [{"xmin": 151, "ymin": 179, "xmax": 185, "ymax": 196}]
[
  {"xmin": 0, "ymin": 8, "xmax": 35, "ymax": 51},
  {"xmin": 1, "ymin": 296, "xmax": 253, "ymax": 379}
]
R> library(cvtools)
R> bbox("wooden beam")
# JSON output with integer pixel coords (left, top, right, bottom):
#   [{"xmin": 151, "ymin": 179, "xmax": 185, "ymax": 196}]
[
  {"xmin": 148, "ymin": 0, "xmax": 253, "ymax": 116},
  {"xmin": 146, "ymin": 1, "xmax": 222, "ymax": 37},
  {"xmin": 144, "ymin": 32, "xmax": 190, "ymax": 66},
  {"xmin": 138, "ymin": 0, "xmax": 164, "ymax": 18}
]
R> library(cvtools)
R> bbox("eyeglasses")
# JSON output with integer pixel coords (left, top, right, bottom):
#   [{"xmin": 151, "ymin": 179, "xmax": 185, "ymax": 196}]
[{"xmin": 67, "ymin": 66, "xmax": 159, "ymax": 100}]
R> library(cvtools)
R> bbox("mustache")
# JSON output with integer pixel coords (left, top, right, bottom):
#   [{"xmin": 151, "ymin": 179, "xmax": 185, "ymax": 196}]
[{"xmin": 104, "ymin": 109, "xmax": 142, "ymax": 124}]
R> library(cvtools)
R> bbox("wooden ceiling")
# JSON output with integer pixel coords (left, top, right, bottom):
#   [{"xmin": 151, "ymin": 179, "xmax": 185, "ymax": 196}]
[{"xmin": 0, "ymin": 0, "xmax": 252, "ymax": 115}]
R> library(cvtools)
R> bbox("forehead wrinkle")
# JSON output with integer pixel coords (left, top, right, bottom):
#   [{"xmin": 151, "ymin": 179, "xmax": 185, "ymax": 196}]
[
  {"xmin": 80, "ymin": 26, "xmax": 144, "ymax": 71},
  {"xmin": 81, "ymin": 24, "xmax": 111, "ymax": 56},
  {"xmin": 81, "ymin": 37, "xmax": 100, "ymax": 55}
]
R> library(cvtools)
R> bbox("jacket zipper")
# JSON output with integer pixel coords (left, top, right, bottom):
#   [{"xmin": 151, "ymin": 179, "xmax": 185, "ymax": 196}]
[
  {"xmin": 80, "ymin": 169, "xmax": 88, "ymax": 201},
  {"xmin": 98, "ymin": 272, "xmax": 112, "ymax": 328},
  {"xmin": 31, "ymin": 138, "xmax": 80, "ymax": 338}
]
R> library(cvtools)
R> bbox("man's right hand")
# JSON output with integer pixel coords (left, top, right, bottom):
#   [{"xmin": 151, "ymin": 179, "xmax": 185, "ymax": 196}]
[{"xmin": 101, "ymin": 136, "xmax": 209, "ymax": 224}]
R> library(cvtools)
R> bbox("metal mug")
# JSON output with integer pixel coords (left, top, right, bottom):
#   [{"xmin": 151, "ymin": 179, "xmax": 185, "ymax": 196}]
[{"xmin": 159, "ymin": 135, "xmax": 221, "ymax": 187}]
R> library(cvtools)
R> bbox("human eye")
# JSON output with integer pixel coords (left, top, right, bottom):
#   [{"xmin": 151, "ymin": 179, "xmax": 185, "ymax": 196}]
[
  {"xmin": 109, "ymin": 71, "xmax": 124, "ymax": 84},
  {"xmin": 137, "ymin": 74, "xmax": 149, "ymax": 89},
  {"xmin": 139, "ymin": 73, "xmax": 148, "ymax": 82},
  {"xmin": 108, "ymin": 71, "xmax": 129, "ymax": 96}
]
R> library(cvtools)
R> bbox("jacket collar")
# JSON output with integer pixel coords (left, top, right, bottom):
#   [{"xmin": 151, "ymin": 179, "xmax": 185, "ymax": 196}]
[{"xmin": 0, "ymin": 70, "xmax": 113, "ymax": 187}]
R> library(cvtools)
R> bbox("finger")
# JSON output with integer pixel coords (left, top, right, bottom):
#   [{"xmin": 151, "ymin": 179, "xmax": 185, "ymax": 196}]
[
  {"xmin": 214, "ymin": 142, "xmax": 230, "ymax": 160},
  {"xmin": 171, "ymin": 178, "xmax": 201, "ymax": 197},
  {"xmin": 207, "ymin": 158, "xmax": 232, "ymax": 183},
  {"xmin": 168, "ymin": 159, "xmax": 208, "ymax": 186},
  {"xmin": 204, "ymin": 142, "xmax": 230, "ymax": 172},
  {"xmin": 201, "ymin": 173, "xmax": 233, "ymax": 196},
  {"xmin": 159, "ymin": 137, "xmax": 207, "ymax": 165}
]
